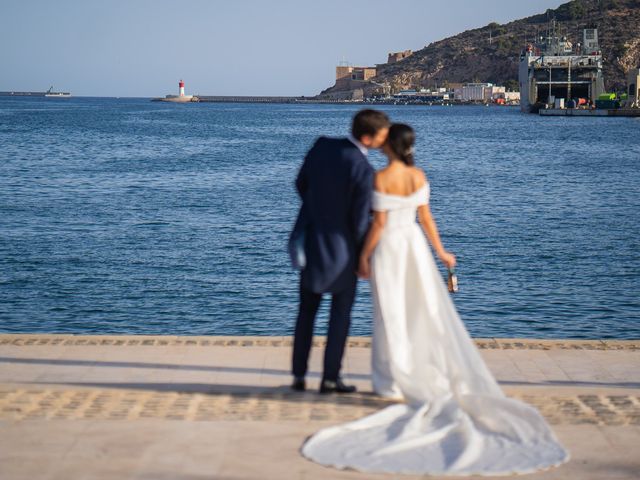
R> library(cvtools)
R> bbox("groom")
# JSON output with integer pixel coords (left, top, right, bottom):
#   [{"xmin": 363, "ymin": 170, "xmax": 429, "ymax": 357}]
[{"xmin": 291, "ymin": 109, "xmax": 390, "ymax": 394}]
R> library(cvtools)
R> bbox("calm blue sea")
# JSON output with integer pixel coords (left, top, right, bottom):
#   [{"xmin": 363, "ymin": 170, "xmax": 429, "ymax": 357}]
[{"xmin": 0, "ymin": 97, "xmax": 638, "ymax": 338}]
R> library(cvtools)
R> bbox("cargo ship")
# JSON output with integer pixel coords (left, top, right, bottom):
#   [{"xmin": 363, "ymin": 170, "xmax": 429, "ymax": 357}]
[
  {"xmin": 0, "ymin": 86, "xmax": 71, "ymax": 98},
  {"xmin": 519, "ymin": 21, "xmax": 639, "ymax": 117},
  {"xmin": 519, "ymin": 22, "xmax": 604, "ymax": 113}
]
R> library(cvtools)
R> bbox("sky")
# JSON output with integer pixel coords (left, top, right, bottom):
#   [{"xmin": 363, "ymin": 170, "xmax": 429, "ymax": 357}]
[{"xmin": 0, "ymin": 0, "xmax": 566, "ymax": 97}]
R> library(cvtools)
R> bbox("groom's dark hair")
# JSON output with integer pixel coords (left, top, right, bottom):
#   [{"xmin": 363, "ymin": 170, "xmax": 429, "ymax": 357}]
[{"xmin": 351, "ymin": 109, "xmax": 390, "ymax": 140}]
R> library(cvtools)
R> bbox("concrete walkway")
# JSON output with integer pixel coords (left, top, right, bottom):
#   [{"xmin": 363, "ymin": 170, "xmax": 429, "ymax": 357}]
[{"xmin": 0, "ymin": 334, "xmax": 638, "ymax": 479}]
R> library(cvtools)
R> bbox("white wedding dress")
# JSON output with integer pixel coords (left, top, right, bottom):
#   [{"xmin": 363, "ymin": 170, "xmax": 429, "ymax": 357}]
[{"xmin": 302, "ymin": 183, "xmax": 569, "ymax": 476}]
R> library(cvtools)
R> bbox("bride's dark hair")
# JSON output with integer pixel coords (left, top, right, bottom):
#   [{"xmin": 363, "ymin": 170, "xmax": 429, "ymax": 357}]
[{"xmin": 386, "ymin": 123, "xmax": 415, "ymax": 166}]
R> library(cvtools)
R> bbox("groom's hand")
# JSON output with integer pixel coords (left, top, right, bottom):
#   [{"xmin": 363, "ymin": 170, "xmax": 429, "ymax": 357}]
[{"xmin": 357, "ymin": 256, "xmax": 370, "ymax": 279}]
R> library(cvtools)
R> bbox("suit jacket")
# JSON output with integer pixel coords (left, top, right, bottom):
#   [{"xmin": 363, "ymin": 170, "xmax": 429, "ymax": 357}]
[{"xmin": 292, "ymin": 137, "xmax": 374, "ymax": 294}]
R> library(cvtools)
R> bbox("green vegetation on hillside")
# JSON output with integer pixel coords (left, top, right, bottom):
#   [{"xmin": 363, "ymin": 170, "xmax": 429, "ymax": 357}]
[{"xmin": 324, "ymin": 0, "xmax": 640, "ymax": 95}]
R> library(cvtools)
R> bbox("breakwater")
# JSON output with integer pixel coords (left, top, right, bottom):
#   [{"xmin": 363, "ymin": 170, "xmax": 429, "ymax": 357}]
[{"xmin": 198, "ymin": 95, "xmax": 307, "ymax": 103}]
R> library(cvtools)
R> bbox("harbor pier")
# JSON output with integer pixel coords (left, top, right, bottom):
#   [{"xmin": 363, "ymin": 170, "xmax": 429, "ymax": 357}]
[
  {"xmin": 198, "ymin": 95, "xmax": 304, "ymax": 103},
  {"xmin": 1, "ymin": 334, "xmax": 638, "ymax": 479}
]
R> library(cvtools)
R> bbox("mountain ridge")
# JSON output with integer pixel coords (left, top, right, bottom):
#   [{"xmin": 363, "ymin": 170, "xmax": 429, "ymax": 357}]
[{"xmin": 320, "ymin": 0, "xmax": 640, "ymax": 97}]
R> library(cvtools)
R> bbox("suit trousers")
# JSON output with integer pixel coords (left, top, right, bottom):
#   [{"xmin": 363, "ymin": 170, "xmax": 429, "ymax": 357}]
[{"xmin": 292, "ymin": 275, "xmax": 357, "ymax": 382}]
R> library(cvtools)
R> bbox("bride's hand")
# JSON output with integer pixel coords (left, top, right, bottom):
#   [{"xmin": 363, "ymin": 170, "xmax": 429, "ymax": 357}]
[
  {"xmin": 439, "ymin": 251, "xmax": 456, "ymax": 270},
  {"xmin": 357, "ymin": 256, "xmax": 370, "ymax": 279}
]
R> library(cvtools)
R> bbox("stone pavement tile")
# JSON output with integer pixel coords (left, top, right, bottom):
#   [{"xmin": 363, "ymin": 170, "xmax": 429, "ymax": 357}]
[
  {"xmin": 343, "ymin": 347, "xmax": 371, "ymax": 374},
  {"xmin": 40, "ymin": 421, "xmax": 152, "ymax": 480},
  {"xmin": 0, "ymin": 362, "xmax": 47, "ymax": 384},
  {"xmin": 24, "ymin": 346, "xmax": 111, "ymax": 362},
  {"xmin": 600, "ymin": 425, "xmax": 640, "ymax": 464},
  {"xmin": 258, "ymin": 357, "xmax": 289, "ymax": 389},
  {"xmin": 196, "ymin": 346, "xmax": 271, "ymax": 363},
  {"xmin": 79, "ymin": 366, "xmax": 179, "ymax": 387},
  {"xmin": 158, "ymin": 369, "xmax": 222, "ymax": 392},
  {"xmin": 480, "ymin": 349, "xmax": 522, "ymax": 383},
  {"xmin": 0, "ymin": 419, "xmax": 88, "ymax": 451},
  {"xmin": 527, "ymin": 350, "xmax": 572, "ymax": 382},
  {"xmin": 132, "ymin": 422, "xmax": 233, "ymax": 479},
  {"xmin": 78, "ymin": 351, "xmax": 191, "ymax": 370},
  {"xmin": 154, "ymin": 354, "xmax": 231, "ymax": 382},
  {"xmin": 33, "ymin": 366, "xmax": 105, "ymax": 384},
  {"xmin": 79, "ymin": 365, "xmax": 169, "ymax": 385},
  {"xmin": 545, "ymin": 349, "xmax": 617, "ymax": 384},
  {"xmin": 204, "ymin": 349, "xmax": 269, "ymax": 383},
  {"xmin": 340, "ymin": 347, "xmax": 371, "ymax": 393},
  {"xmin": 30, "ymin": 350, "xmax": 238, "ymax": 390},
  {"xmin": 215, "ymin": 420, "xmax": 422, "ymax": 480},
  {"xmin": 503, "ymin": 350, "xmax": 549, "ymax": 383},
  {"xmin": 1, "ymin": 453, "xmax": 70, "ymax": 480},
  {"xmin": 587, "ymin": 351, "xmax": 640, "ymax": 385},
  {"xmin": 533, "ymin": 425, "xmax": 640, "ymax": 480},
  {"xmin": 0, "ymin": 346, "xmax": 68, "ymax": 362},
  {"xmin": 0, "ymin": 419, "xmax": 90, "ymax": 479},
  {"xmin": 0, "ymin": 352, "xmax": 111, "ymax": 385},
  {"xmin": 130, "ymin": 421, "xmax": 229, "ymax": 479},
  {"xmin": 45, "ymin": 462, "xmax": 141, "ymax": 480}
]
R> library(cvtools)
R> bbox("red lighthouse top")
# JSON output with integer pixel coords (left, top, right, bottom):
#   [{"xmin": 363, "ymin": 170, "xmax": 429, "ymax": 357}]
[{"xmin": 179, "ymin": 80, "xmax": 184, "ymax": 88}]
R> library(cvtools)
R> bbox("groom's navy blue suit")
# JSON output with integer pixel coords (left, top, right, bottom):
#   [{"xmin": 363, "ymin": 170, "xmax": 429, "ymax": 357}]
[{"xmin": 292, "ymin": 136, "xmax": 374, "ymax": 382}]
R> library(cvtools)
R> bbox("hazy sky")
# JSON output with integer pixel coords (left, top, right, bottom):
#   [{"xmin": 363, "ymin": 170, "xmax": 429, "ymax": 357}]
[{"xmin": 1, "ymin": 0, "xmax": 565, "ymax": 97}]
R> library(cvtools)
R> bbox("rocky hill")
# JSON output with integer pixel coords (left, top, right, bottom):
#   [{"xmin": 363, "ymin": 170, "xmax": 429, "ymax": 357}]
[{"xmin": 320, "ymin": 0, "xmax": 640, "ymax": 97}]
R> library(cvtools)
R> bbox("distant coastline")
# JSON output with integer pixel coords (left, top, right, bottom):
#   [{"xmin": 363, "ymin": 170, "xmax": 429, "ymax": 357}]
[{"xmin": 0, "ymin": 88, "xmax": 71, "ymax": 98}]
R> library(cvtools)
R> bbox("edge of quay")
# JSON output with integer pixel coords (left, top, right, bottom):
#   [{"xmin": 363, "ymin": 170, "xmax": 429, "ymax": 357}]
[{"xmin": 0, "ymin": 334, "xmax": 638, "ymax": 350}]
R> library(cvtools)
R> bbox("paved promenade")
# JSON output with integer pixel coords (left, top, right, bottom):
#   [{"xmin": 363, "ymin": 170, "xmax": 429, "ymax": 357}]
[{"xmin": 0, "ymin": 334, "xmax": 638, "ymax": 479}]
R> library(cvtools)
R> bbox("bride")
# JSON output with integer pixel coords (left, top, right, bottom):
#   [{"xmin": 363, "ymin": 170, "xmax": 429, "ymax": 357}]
[{"xmin": 301, "ymin": 124, "xmax": 569, "ymax": 476}]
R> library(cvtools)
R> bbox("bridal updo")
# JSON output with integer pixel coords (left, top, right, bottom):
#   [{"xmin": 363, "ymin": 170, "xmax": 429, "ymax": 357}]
[{"xmin": 386, "ymin": 123, "xmax": 416, "ymax": 166}]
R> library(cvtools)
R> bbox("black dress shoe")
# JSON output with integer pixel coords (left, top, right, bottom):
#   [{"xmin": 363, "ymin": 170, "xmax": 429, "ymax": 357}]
[
  {"xmin": 291, "ymin": 377, "xmax": 306, "ymax": 392},
  {"xmin": 319, "ymin": 378, "xmax": 357, "ymax": 394}
]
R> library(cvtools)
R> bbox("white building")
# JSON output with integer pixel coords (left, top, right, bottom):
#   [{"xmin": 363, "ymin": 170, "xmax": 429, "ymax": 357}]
[
  {"xmin": 454, "ymin": 83, "xmax": 506, "ymax": 102},
  {"xmin": 504, "ymin": 91, "xmax": 521, "ymax": 102}
]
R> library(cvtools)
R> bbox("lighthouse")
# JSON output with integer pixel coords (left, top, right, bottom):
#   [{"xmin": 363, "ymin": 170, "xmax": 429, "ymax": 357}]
[{"xmin": 154, "ymin": 79, "xmax": 197, "ymax": 102}]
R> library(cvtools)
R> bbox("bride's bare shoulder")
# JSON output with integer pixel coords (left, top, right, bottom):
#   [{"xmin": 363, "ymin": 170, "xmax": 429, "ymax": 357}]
[
  {"xmin": 375, "ymin": 165, "xmax": 392, "ymax": 176},
  {"xmin": 410, "ymin": 167, "xmax": 428, "ymax": 185}
]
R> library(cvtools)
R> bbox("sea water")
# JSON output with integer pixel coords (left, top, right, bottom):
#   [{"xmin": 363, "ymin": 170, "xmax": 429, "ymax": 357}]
[{"xmin": 0, "ymin": 97, "xmax": 638, "ymax": 338}]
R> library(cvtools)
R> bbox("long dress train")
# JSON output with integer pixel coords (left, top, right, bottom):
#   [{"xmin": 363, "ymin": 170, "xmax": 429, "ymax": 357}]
[{"xmin": 301, "ymin": 184, "xmax": 569, "ymax": 476}]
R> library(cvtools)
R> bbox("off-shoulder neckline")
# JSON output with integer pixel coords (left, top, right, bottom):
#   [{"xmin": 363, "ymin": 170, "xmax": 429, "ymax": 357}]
[{"xmin": 373, "ymin": 182, "xmax": 429, "ymax": 199}]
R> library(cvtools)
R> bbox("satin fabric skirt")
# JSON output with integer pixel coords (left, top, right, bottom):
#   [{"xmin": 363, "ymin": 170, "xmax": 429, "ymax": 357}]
[{"xmin": 302, "ymin": 224, "xmax": 568, "ymax": 476}]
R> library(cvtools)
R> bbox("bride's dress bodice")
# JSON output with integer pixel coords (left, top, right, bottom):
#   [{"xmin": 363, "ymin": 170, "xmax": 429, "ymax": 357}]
[{"xmin": 372, "ymin": 183, "xmax": 430, "ymax": 229}]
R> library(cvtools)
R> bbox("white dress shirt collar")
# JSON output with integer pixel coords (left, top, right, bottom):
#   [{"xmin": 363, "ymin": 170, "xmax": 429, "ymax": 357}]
[{"xmin": 348, "ymin": 135, "xmax": 369, "ymax": 157}]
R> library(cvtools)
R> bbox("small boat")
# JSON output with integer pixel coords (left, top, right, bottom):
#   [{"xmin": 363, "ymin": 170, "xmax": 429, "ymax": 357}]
[{"xmin": 44, "ymin": 86, "xmax": 71, "ymax": 98}]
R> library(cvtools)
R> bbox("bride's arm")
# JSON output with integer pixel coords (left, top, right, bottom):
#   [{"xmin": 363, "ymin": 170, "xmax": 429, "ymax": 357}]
[
  {"xmin": 417, "ymin": 205, "xmax": 456, "ymax": 269},
  {"xmin": 357, "ymin": 211, "xmax": 387, "ymax": 279}
]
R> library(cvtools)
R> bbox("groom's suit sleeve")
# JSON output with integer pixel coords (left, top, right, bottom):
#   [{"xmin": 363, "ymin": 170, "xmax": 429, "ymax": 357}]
[
  {"xmin": 295, "ymin": 156, "xmax": 308, "ymax": 197},
  {"xmin": 296, "ymin": 137, "xmax": 323, "ymax": 197},
  {"xmin": 351, "ymin": 159, "xmax": 374, "ymax": 254}
]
